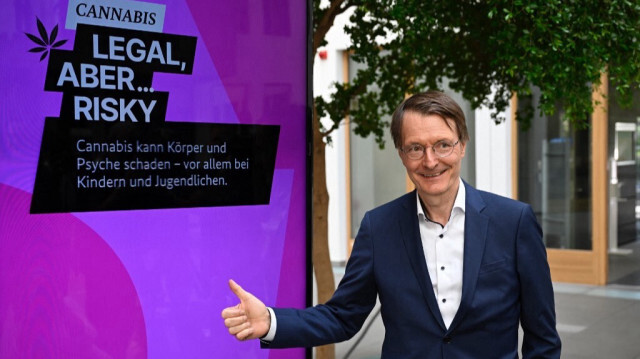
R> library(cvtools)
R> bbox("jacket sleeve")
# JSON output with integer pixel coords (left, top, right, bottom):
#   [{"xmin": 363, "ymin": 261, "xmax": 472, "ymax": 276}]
[
  {"xmin": 517, "ymin": 205, "xmax": 562, "ymax": 358},
  {"xmin": 264, "ymin": 212, "xmax": 378, "ymax": 348}
]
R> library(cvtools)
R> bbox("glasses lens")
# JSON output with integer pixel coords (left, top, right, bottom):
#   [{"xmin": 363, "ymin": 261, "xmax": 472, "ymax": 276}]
[
  {"xmin": 405, "ymin": 144, "xmax": 424, "ymax": 160},
  {"xmin": 434, "ymin": 141, "xmax": 455, "ymax": 157}
]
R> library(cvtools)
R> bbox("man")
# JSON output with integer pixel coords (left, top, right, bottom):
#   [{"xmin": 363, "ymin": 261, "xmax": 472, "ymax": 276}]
[{"xmin": 222, "ymin": 91, "xmax": 562, "ymax": 358}]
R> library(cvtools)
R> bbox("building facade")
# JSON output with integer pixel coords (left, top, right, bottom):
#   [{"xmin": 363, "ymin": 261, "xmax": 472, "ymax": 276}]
[{"xmin": 315, "ymin": 18, "xmax": 639, "ymax": 286}]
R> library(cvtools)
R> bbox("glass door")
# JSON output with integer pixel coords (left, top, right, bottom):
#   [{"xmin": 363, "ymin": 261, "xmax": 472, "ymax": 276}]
[
  {"xmin": 609, "ymin": 122, "xmax": 637, "ymax": 252},
  {"xmin": 516, "ymin": 77, "xmax": 608, "ymax": 285},
  {"xmin": 607, "ymin": 86, "xmax": 640, "ymax": 286}
]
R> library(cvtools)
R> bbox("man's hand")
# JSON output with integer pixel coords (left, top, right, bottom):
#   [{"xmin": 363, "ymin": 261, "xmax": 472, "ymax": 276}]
[{"xmin": 221, "ymin": 279, "xmax": 270, "ymax": 341}]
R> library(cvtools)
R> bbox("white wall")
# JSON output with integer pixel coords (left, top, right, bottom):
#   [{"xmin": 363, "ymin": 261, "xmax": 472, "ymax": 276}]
[{"xmin": 474, "ymin": 103, "xmax": 512, "ymax": 198}]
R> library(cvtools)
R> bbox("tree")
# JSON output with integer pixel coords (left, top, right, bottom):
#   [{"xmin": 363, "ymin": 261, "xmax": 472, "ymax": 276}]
[{"xmin": 311, "ymin": 1, "xmax": 640, "ymax": 357}]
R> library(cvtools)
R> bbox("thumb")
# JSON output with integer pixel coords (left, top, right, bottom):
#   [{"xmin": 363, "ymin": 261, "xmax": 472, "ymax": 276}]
[{"xmin": 228, "ymin": 279, "xmax": 250, "ymax": 301}]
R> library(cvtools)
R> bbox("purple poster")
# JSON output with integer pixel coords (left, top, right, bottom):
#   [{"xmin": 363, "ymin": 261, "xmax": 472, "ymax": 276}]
[{"xmin": 0, "ymin": 0, "xmax": 308, "ymax": 358}]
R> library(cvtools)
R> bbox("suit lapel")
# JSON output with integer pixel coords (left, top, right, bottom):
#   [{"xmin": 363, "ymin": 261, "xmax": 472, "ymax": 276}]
[
  {"xmin": 448, "ymin": 183, "xmax": 489, "ymax": 332},
  {"xmin": 399, "ymin": 191, "xmax": 447, "ymax": 330}
]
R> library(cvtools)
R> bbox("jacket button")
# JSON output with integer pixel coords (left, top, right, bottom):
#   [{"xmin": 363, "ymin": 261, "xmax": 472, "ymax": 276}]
[{"xmin": 443, "ymin": 336, "xmax": 452, "ymax": 344}]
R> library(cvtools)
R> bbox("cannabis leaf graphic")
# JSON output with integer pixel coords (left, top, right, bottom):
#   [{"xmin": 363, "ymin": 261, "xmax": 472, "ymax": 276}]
[{"xmin": 25, "ymin": 17, "xmax": 67, "ymax": 61}]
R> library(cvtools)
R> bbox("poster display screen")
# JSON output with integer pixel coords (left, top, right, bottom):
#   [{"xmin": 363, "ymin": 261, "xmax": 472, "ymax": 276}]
[{"xmin": 0, "ymin": 1, "xmax": 309, "ymax": 358}]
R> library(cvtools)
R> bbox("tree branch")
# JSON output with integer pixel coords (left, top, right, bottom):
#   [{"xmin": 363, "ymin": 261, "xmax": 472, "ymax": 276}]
[
  {"xmin": 319, "ymin": 122, "xmax": 341, "ymax": 138},
  {"xmin": 317, "ymin": 42, "xmax": 403, "ymax": 138},
  {"xmin": 313, "ymin": 0, "xmax": 351, "ymax": 54},
  {"xmin": 319, "ymin": 70, "xmax": 372, "ymax": 138}
]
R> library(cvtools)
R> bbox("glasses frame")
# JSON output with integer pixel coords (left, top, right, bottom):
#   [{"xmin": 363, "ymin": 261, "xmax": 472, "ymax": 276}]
[{"xmin": 399, "ymin": 140, "xmax": 460, "ymax": 160}]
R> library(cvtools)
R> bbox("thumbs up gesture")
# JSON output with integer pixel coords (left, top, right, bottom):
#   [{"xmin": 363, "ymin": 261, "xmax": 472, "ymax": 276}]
[{"xmin": 221, "ymin": 279, "xmax": 271, "ymax": 341}]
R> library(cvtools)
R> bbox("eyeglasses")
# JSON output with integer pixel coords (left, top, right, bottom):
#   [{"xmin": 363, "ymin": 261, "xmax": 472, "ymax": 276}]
[{"xmin": 399, "ymin": 140, "xmax": 460, "ymax": 160}]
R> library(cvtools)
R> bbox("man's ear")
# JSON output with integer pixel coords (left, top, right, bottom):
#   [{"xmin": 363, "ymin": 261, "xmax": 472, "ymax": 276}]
[
  {"xmin": 398, "ymin": 149, "xmax": 409, "ymax": 166},
  {"xmin": 459, "ymin": 141, "xmax": 466, "ymax": 158}
]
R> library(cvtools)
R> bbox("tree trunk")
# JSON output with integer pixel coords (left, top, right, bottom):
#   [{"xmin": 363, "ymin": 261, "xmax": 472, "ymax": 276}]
[{"xmin": 312, "ymin": 105, "xmax": 336, "ymax": 359}]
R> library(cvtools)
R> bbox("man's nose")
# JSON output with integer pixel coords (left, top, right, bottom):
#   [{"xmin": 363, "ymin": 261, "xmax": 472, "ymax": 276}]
[{"xmin": 421, "ymin": 148, "xmax": 439, "ymax": 168}]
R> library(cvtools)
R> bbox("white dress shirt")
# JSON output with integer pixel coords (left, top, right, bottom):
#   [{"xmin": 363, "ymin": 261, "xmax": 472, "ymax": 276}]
[
  {"xmin": 261, "ymin": 307, "xmax": 277, "ymax": 341},
  {"xmin": 416, "ymin": 178, "xmax": 465, "ymax": 328}
]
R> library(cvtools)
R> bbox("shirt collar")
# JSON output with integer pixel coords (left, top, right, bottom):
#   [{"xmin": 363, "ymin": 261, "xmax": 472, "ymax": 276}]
[{"xmin": 416, "ymin": 178, "xmax": 466, "ymax": 220}]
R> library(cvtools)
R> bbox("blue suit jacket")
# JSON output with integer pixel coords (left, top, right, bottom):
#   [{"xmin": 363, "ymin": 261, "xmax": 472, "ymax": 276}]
[{"xmin": 268, "ymin": 183, "xmax": 561, "ymax": 358}]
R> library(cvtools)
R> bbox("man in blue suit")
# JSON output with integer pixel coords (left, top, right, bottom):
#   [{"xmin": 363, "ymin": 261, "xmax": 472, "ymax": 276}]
[{"xmin": 222, "ymin": 91, "xmax": 561, "ymax": 358}]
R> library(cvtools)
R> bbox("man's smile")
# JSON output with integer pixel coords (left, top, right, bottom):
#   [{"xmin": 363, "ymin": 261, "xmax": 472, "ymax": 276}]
[{"xmin": 420, "ymin": 169, "xmax": 446, "ymax": 178}]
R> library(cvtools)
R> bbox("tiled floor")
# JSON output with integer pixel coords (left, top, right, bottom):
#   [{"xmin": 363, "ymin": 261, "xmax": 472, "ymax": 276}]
[
  {"xmin": 331, "ymin": 266, "xmax": 640, "ymax": 359},
  {"xmin": 554, "ymin": 284, "xmax": 640, "ymax": 359}
]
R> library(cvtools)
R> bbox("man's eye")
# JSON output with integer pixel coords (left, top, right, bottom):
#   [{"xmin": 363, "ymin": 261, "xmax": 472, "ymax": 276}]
[
  {"xmin": 436, "ymin": 142, "xmax": 452, "ymax": 149},
  {"xmin": 409, "ymin": 145, "xmax": 423, "ymax": 152}
]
